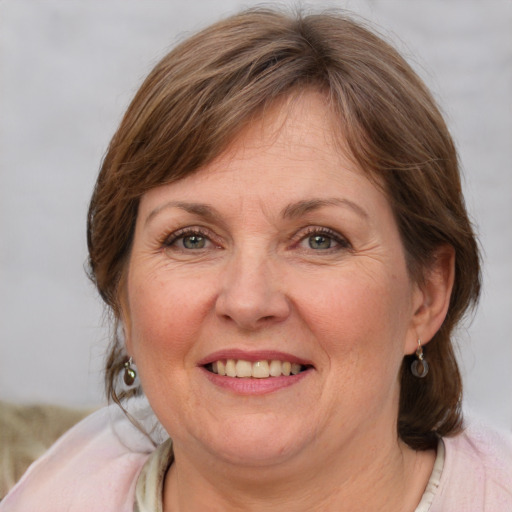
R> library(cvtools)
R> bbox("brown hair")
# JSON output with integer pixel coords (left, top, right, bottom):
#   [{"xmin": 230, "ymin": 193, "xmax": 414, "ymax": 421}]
[{"xmin": 87, "ymin": 8, "xmax": 481, "ymax": 450}]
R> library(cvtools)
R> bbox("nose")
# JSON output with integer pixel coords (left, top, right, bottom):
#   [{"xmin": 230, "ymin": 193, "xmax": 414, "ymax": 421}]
[{"xmin": 215, "ymin": 250, "xmax": 291, "ymax": 330}]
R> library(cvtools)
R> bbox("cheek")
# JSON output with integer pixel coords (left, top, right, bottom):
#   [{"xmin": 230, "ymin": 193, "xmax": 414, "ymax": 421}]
[
  {"xmin": 297, "ymin": 267, "xmax": 412, "ymax": 370},
  {"xmin": 126, "ymin": 270, "xmax": 214, "ymax": 365},
  {"xmin": 296, "ymin": 269, "xmax": 413, "ymax": 425}
]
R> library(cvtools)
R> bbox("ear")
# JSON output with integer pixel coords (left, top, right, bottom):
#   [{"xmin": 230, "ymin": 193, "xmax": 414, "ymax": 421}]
[
  {"xmin": 405, "ymin": 245, "xmax": 455, "ymax": 355},
  {"xmin": 118, "ymin": 275, "xmax": 134, "ymax": 356},
  {"xmin": 120, "ymin": 317, "xmax": 133, "ymax": 356}
]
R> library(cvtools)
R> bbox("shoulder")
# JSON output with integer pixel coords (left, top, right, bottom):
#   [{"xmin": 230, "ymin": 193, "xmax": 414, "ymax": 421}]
[
  {"xmin": 0, "ymin": 401, "xmax": 156, "ymax": 512},
  {"xmin": 431, "ymin": 421, "xmax": 512, "ymax": 511}
]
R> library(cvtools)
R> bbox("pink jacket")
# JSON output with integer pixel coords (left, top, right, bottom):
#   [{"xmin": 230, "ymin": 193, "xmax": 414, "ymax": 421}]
[
  {"xmin": 0, "ymin": 405, "xmax": 153, "ymax": 511},
  {"xmin": 430, "ymin": 423, "xmax": 512, "ymax": 510},
  {"xmin": 1, "ymin": 405, "xmax": 511, "ymax": 511}
]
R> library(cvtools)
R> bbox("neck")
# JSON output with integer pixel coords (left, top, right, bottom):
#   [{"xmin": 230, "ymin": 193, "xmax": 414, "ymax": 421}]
[{"xmin": 163, "ymin": 425, "xmax": 435, "ymax": 512}]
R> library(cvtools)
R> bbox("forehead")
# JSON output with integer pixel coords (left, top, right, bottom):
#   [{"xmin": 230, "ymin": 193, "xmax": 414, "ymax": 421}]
[
  {"xmin": 223, "ymin": 90, "xmax": 349, "ymax": 167},
  {"xmin": 138, "ymin": 90, "xmax": 388, "ymax": 221}
]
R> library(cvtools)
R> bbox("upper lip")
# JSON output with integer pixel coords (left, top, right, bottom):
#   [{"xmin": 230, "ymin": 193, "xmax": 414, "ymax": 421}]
[{"xmin": 197, "ymin": 349, "xmax": 314, "ymax": 367}]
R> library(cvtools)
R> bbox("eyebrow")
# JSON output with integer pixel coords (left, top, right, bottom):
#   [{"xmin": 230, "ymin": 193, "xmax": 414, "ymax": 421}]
[
  {"xmin": 144, "ymin": 201, "xmax": 221, "ymax": 226},
  {"xmin": 145, "ymin": 196, "xmax": 369, "ymax": 226},
  {"xmin": 281, "ymin": 198, "xmax": 369, "ymax": 220}
]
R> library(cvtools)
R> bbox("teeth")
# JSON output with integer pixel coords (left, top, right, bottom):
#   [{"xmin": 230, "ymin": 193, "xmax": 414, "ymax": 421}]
[
  {"xmin": 225, "ymin": 359, "xmax": 237, "ymax": 377},
  {"xmin": 209, "ymin": 359, "xmax": 306, "ymax": 378},
  {"xmin": 252, "ymin": 361, "xmax": 269, "ymax": 378},
  {"xmin": 269, "ymin": 360, "xmax": 282, "ymax": 377},
  {"xmin": 235, "ymin": 360, "xmax": 252, "ymax": 378},
  {"xmin": 291, "ymin": 363, "xmax": 301, "ymax": 375}
]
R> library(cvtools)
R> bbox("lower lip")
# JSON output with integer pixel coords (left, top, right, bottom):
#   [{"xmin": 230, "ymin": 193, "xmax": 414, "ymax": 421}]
[{"xmin": 200, "ymin": 367, "xmax": 311, "ymax": 395}]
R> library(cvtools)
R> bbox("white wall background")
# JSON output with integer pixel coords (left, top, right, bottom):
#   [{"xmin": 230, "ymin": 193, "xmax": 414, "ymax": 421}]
[{"xmin": 1, "ymin": 0, "xmax": 511, "ymax": 429}]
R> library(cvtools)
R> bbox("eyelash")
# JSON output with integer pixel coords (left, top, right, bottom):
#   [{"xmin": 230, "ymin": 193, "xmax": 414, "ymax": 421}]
[
  {"xmin": 293, "ymin": 226, "xmax": 352, "ymax": 252},
  {"xmin": 160, "ymin": 226, "xmax": 351, "ymax": 253},
  {"xmin": 162, "ymin": 227, "xmax": 218, "ymax": 250}
]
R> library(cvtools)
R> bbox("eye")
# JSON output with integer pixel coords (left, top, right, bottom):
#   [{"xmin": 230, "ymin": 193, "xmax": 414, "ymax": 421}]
[
  {"xmin": 163, "ymin": 228, "xmax": 218, "ymax": 252},
  {"xmin": 181, "ymin": 234, "xmax": 207, "ymax": 249},
  {"xmin": 308, "ymin": 234, "xmax": 334, "ymax": 250},
  {"xmin": 296, "ymin": 227, "xmax": 351, "ymax": 252}
]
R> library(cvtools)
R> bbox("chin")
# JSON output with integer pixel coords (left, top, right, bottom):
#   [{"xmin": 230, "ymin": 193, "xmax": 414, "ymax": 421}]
[{"xmin": 196, "ymin": 415, "xmax": 312, "ymax": 467}]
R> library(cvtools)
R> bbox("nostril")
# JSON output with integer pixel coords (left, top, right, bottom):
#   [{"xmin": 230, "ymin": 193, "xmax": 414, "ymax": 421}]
[{"xmin": 214, "ymin": 268, "xmax": 291, "ymax": 329}]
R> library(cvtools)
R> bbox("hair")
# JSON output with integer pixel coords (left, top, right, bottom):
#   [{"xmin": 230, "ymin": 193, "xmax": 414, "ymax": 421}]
[{"xmin": 87, "ymin": 8, "xmax": 481, "ymax": 450}]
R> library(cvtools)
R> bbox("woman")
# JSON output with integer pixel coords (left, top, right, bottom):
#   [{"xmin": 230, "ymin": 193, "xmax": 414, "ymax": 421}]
[{"xmin": 2, "ymin": 8, "xmax": 511, "ymax": 511}]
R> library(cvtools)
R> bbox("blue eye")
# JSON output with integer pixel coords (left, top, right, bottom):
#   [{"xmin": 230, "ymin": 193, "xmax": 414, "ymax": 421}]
[
  {"xmin": 164, "ymin": 229, "xmax": 215, "ymax": 251},
  {"xmin": 297, "ymin": 228, "xmax": 350, "ymax": 252},
  {"xmin": 181, "ymin": 234, "xmax": 206, "ymax": 249},
  {"xmin": 308, "ymin": 234, "xmax": 333, "ymax": 250}
]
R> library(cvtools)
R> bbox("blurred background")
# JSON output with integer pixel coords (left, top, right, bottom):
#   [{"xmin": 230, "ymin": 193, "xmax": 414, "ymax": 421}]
[{"xmin": 1, "ymin": 0, "xmax": 511, "ymax": 429}]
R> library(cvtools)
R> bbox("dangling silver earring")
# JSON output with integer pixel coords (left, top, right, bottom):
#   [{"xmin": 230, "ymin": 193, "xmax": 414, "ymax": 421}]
[
  {"xmin": 123, "ymin": 357, "xmax": 137, "ymax": 386},
  {"xmin": 411, "ymin": 339, "xmax": 429, "ymax": 378}
]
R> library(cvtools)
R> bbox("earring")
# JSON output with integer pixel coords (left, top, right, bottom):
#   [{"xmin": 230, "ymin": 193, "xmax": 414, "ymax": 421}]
[
  {"xmin": 411, "ymin": 339, "xmax": 429, "ymax": 378},
  {"xmin": 123, "ymin": 357, "xmax": 137, "ymax": 386}
]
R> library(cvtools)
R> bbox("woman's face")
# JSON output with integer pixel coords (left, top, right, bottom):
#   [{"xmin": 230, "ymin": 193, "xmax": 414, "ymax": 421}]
[{"xmin": 124, "ymin": 91, "xmax": 424, "ymax": 467}]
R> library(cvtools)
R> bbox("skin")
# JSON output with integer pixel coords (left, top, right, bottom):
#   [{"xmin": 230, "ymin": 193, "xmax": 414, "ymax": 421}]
[{"xmin": 123, "ymin": 91, "xmax": 454, "ymax": 511}]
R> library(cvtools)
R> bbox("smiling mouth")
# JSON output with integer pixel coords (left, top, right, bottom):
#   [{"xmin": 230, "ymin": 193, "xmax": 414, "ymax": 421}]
[{"xmin": 205, "ymin": 359, "xmax": 312, "ymax": 378}]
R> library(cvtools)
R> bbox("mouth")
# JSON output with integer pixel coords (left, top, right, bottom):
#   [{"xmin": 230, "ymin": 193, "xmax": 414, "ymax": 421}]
[{"xmin": 204, "ymin": 359, "xmax": 313, "ymax": 378}]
